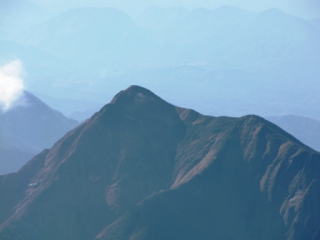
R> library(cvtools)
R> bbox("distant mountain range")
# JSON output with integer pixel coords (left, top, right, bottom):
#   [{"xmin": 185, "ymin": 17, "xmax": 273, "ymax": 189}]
[
  {"xmin": 16, "ymin": 7, "xmax": 151, "ymax": 73},
  {"xmin": 0, "ymin": 92, "xmax": 77, "ymax": 174},
  {"xmin": 16, "ymin": 6, "xmax": 320, "ymax": 74},
  {"xmin": 0, "ymin": 86, "xmax": 319, "ymax": 240},
  {"xmin": 2, "ymin": 6, "xmax": 319, "ymax": 118}
]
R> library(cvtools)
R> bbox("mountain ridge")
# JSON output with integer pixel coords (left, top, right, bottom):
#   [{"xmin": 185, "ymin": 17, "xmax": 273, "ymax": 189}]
[{"xmin": 0, "ymin": 86, "xmax": 319, "ymax": 240}]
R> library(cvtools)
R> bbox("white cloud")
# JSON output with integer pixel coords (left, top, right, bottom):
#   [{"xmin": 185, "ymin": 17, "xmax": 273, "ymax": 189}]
[{"xmin": 0, "ymin": 60, "xmax": 25, "ymax": 111}]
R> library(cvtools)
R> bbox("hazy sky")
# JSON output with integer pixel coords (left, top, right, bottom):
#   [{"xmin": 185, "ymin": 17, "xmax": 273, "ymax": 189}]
[{"xmin": 30, "ymin": 0, "xmax": 320, "ymax": 18}]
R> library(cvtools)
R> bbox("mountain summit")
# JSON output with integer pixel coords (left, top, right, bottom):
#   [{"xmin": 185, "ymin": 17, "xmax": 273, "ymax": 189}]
[
  {"xmin": 0, "ymin": 86, "xmax": 319, "ymax": 240},
  {"xmin": 0, "ymin": 91, "xmax": 78, "ymax": 174}
]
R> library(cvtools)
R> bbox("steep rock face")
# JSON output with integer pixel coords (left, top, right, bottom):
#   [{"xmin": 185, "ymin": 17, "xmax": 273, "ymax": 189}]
[{"xmin": 0, "ymin": 86, "xmax": 319, "ymax": 240}]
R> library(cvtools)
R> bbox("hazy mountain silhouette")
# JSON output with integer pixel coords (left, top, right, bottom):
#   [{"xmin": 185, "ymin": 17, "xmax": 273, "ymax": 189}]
[
  {"xmin": 0, "ymin": 92, "xmax": 77, "ymax": 174},
  {"xmin": 19, "ymin": 7, "xmax": 152, "ymax": 71},
  {"xmin": 0, "ymin": 86, "xmax": 319, "ymax": 240},
  {"xmin": 268, "ymin": 115, "xmax": 320, "ymax": 151},
  {"xmin": 9, "ymin": 6, "xmax": 320, "ymax": 119},
  {"xmin": 137, "ymin": 6, "xmax": 320, "ymax": 69},
  {"xmin": 15, "ymin": 6, "xmax": 320, "ymax": 73}
]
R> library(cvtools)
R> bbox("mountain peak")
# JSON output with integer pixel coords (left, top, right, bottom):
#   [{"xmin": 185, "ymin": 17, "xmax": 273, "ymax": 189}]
[
  {"xmin": 111, "ymin": 85, "xmax": 161, "ymax": 105},
  {"xmin": 102, "ymin": 85, "xmax": 177, "ymax": 121},
  {"xmin": 94, "ymin": 86, "xmax": 181, "ymax": 133}
]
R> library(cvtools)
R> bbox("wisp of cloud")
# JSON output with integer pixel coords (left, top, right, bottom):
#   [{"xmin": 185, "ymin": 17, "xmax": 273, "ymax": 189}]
[{"xmin": 0, "ymin": 60, "xmax": 25, "ymax": 111}]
